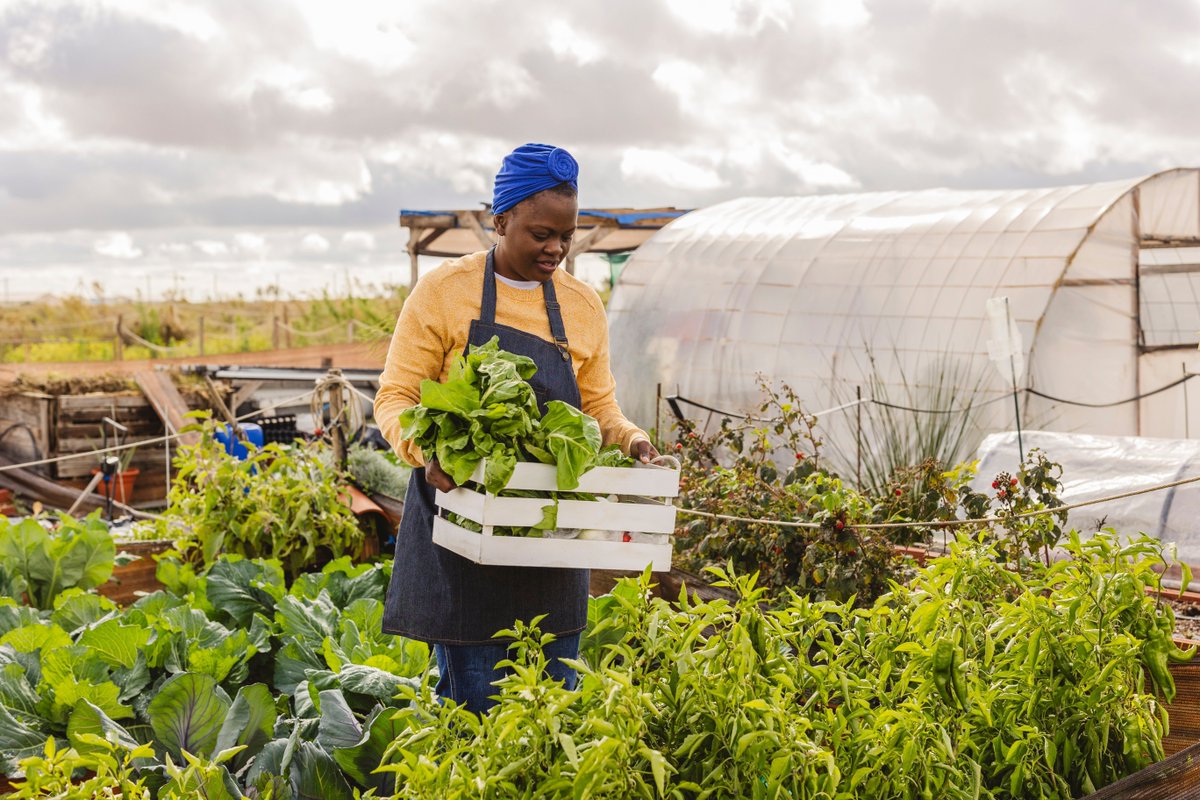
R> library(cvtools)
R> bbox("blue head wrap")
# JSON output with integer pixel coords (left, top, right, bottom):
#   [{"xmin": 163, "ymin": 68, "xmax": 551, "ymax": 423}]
[{"xmin": 491, "ymin": 143, "xmax": 579, "ymax": 214}]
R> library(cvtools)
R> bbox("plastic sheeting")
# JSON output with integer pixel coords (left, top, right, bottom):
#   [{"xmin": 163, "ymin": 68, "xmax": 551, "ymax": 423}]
[
  {"xmin": 971, "ymin": 430, "xmax": 1200, "ymax": 561},
  {"xmin": 609, "ymin": 169, "xmax": 1200, "ymax": 456}
]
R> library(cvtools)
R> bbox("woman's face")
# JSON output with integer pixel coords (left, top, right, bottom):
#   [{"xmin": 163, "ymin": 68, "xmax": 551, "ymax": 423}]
[{"xmin": 493, "ymin": 190, "xmax": 578, "ymax": 283}]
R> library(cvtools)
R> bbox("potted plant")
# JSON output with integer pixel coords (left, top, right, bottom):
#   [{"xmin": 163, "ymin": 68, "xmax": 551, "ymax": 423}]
[{"xmin": 91, "ymin": 418, "xmax": 140, "ymax": 506}]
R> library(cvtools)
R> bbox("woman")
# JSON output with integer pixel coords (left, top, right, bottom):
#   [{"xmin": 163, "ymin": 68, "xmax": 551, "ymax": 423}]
[{"xmin": 374, "ymin": 142, "xmax": 658, "ymax": 713}]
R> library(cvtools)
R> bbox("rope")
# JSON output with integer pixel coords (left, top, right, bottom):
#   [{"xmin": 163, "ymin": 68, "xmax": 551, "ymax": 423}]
[
  {"xmin": 310, "ymin": 372, "xmax": 366, "ymax": 440},
  {"xmin": 668, "ymin": 373, "xmax": 1199, "ymax": 422},
  {"xmin": 673, "ymin": 470, "xmax": 1200, "ymax": 531},
  {"xmin": 0, "ymin": 388, "xmax": 318, "ymax": 473},
  {"xmin": 870, "ymin": 393, "xmax": 1013, "ymax": 415},
  {"xmin": 277, "ymin": 321, "xmax": 344, "ymax": 337},
  {"xmin": 117, "ymin": 325, "xmax": 190, "ymax": 354},
  {"xmin": 1025, "ymin": 374, "xmax": 1196, "ymax": 408}
]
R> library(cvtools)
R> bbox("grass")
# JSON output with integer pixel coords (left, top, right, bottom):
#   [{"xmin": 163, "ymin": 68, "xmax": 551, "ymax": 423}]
[
  {"xmin": 825, "ymin": 348, "xmax": 990, "ymax": 492},
  {"xmin": 0, "ymin": 287, "xmax": 409, "ymax": 363}
]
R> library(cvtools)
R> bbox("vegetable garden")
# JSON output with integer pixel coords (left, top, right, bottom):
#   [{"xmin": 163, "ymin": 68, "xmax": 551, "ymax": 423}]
[{"xmin": 0, "ymin": 350, "xmax": 1196, "ymax": 798}]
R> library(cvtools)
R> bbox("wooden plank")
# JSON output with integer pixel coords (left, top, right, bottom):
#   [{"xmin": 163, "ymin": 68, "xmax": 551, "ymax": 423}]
[
  {"xmin": 54, "ymin": 435, "xmax": 164, "ymax": 453},
  {"xmin": 133, "ymin": 370, "xmax": 200, "ymax": 448},
  {"xmin": 568, "ymin": 224, "xmax": 614, "ymax": 257},
  {"xmin": 59, "ymin": 421, "xmax": 161, "ymax": 439},
  {"xmin": 57, "ymin": 395, "xmax": 147, "ymax": 412},
  {"xmin": 456, "ymin": 211, "xmax": 496, "ymax": 250}
]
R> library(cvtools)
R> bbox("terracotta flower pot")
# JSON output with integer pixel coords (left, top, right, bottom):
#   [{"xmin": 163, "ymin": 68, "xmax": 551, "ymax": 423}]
[{"xmin": 92, "ymin": 467, "xmax": 140, "ymax": 505}]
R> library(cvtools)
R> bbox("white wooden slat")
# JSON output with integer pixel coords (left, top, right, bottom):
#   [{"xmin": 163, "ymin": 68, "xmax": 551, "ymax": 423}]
[
  {"xmin": 432, "ymin": 516, "xmax": 672, "ymax": 571},
  {"xmin": 468, "ymin": 459, "xmax": 680, "ymax": 497}
]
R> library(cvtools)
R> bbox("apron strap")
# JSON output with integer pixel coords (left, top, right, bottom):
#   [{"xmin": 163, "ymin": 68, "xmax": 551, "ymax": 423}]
[
  {"xmin": 481, "ymin": 248, "xmax": 499, "ymax": 324},
  {"xmin": 541, "ymin": 279, "xmax": 571, "ymax": 362},
  {"xmin": 483, "ymin": 247, "xmax": 571, "ymax": 362}
]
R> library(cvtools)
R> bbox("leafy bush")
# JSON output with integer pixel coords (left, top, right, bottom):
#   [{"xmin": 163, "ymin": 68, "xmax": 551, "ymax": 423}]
[
  {"xmin": 0, "ymin": 513, "xmax": 115, "ymax": 609},
  {"xmin": 341, "ymin": 445, "xmax": 411, "ymax": 499},
  {"xmin": 0, "ymin": 553, "xmax": 429, "ymax": 797},
  {"xmin": 162, "ymin": 417, "xmax": 363, "ymax": 579},
  {"xmin": 385, "ymin": 527, "xmax": 1191, "ymax": 799},
  {"xmin": 672, "ymin": 381, "xmax": 903, "ymax": 602}
]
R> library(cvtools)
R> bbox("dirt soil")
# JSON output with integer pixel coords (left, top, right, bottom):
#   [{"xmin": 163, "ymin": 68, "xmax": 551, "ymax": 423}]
[{"xmin": 1164, "ymin": 596, "xmax": 1200, "ymax": 642}]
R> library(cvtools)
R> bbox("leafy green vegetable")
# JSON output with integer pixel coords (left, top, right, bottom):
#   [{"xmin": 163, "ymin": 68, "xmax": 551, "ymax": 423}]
[
  {"xmin": 538, "ymin": 401, "xmax": 602, "ymax": 490},
  {"xmin": 400, "ymin": 337, "xmax": 621, "ymax": 492},
  {"xmin": 400, "ymin": 337, "xmax": 634, "ymax": 536},
  {"xmin": 0, "ymin": 513, "xmax": 115, "ymax": 610},
  {"xmin": 148, "ymin": 672, "xmax": 231, "ymax": 761}
]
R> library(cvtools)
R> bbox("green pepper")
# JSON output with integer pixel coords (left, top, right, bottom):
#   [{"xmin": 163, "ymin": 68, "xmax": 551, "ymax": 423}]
[
  {"xmin": 1142, "ymin": 638, "xmax": 1176, "ymax": 702},
  {"xmin": 931, "ymin": 639, "xmax": 957, "ymax": 707},
  {"xmin": 1166, "ymin": 640, "xmax": 1197, "ymax": 663},
  {"xmin": 951, "ymin": 645, "xmax": 968, "ymax": 708}
]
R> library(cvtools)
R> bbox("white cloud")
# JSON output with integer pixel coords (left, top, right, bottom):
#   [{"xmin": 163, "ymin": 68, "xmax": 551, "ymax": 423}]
[
  {"xmin": 300, "ymin": 232, "xmax": 330, "ymax": 252},
  {"xmin": 341, "ymin": 231, "xmax": 375, "ymax": 250},
  {"xmin": 193, "ymin": 239, "xmax": 229, "ymax": 257},
  {"xmin": 93, "ymin": 231, "xmax": 142, "ymax": 259},
  {"xmin": 547, "ymin": 19, "xmax": 603, "ymax": 65},
  {"xmin": 293, "ymin": 2, "xmax": 417, "ymax": 73},
  {"xmin": 620, "ymin": 148, "xmax": 724, "ymax": 192},
  {"xmin": 234, "ymin": 232, "xmax": 267, "ymax": 256},
  {"xmin": 662, "ymin": 0, "xmax": 792, "ymax": 35},
  {"xmin": 4, "ymin": 0, "xmax": 1200, "ymax": 292}
]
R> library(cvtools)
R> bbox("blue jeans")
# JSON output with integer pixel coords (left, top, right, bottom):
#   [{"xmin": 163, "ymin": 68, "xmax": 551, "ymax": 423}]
[{"xmin": 433, "ymin": 632, "xmax": 581, "ymax": 715}]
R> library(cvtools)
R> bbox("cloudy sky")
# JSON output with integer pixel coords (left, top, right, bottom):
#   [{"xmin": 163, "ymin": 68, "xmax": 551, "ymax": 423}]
[{"xmin": 2, "ymin": 0, "xmax": 1200, "ymax": 300}]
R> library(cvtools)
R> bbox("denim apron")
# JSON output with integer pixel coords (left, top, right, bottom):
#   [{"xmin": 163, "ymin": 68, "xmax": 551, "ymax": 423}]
[{"xmin": 382, "ymin": 249, "xmax": 589, "ymax": 644}]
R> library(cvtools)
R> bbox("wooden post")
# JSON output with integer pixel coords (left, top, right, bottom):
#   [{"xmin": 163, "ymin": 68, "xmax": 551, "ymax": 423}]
[
  {"xmin": 198, "ymin": 316, "xmax": 205, "ymax": 356},
  {"xmin": 1185, "ymin": 362, "xmax": 1191, "ymax": 439},
  {"xmin": 408, "ymin": 237, "xmax": 420, "ymax": 287},
  {"xmin": 283, "ymin": 304, "xmax": 292, "ymax": 348},
  {"xmin": 114, "ymin": 314, "xmax": 124, "ymax": 361},
  {"xmin": 272, "ymin": 316, "xmax": 280, "ymax": 351},
  {"xmin": 347, "ymin": 321, "xmax": 355, "ymax": 343},
  {"xmin": 856, "ymin": 385, "xmax": 863, "ymax": 488},
  {"xmin": 328, "ymin": 368, "xmax": 347, "ymax": 471},
  {"xmin": 564, "ymin": 225, "xmax": 613, "ymax": 278},
  {"xmin": 654, "ymin": 383, "xmax": 662, "ymax": 450}
]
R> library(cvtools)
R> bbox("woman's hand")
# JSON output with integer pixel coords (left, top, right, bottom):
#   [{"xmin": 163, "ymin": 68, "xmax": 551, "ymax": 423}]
[
  {"xmin": 631, "ymin": 438, "xmax": 659, "ymax": 464},
  {"xmin": 425, "ymin": 459, "xmax": 458, "ymax": 492}
]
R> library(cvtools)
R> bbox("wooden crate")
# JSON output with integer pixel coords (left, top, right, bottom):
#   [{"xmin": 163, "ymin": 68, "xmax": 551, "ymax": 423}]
[
  {"xmin": 434, "ymin": 460, "xmax": 679, "ymax": 571},
  {"xmin": 0, "ymin": 392, "xmax": 54, "ymax": 475},
  {"xmin": 0, "ymin": 389, "xmax": 201, "ymax": 482},
  {"xmin": 96, "ymin": 539, "xmax": 172, "ymax": 606},
  {"xmin": 53, "ymin": 393, "xmax": 168, "ymax": 479}
]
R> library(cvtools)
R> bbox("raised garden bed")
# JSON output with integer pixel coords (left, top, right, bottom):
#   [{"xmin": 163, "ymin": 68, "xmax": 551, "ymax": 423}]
[{"xmin": 96, "ymin": 539, "xmax": 173, "ymax": 605}]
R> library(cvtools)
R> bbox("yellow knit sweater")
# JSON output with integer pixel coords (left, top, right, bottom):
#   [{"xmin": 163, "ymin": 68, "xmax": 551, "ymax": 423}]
[{"xmin": 374, "ymin": 251, "xmax": 648, "ymax": 467}]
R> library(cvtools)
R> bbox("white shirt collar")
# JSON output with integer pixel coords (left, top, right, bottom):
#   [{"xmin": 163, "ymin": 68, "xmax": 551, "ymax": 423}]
[{"xmin": 495, "ymin": 273, "xmax": 542, "ymax": 290}]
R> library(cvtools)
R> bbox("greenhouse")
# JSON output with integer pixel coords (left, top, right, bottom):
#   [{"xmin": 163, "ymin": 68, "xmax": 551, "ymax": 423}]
[{"xmin": 609, "ymin": 168, "xmax": 1200, "ymax": 446}]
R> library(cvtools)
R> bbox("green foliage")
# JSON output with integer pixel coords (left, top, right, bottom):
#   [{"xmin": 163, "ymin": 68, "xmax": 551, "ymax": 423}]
[
  {"xmin": 9, "ymin": 735, "xmax": 154, "ymax": 799},
  {"xmin": 385, "ymin": 528, "xmax": 1192, "ymax": 799},
  {"xmin": 825, "ymin": 348, "xmax": 989, "ymax": 492},
  {"xmin": 0, "ymin": 552, "xmax": 428, "ymax": 796},
  {"xmin": 672, "ymin": 381, "xmax": 903, "ymax": 603},
  {"xmin": 399, "ymin": 336, "xmax": 622, "ymax": 499},
  {"xmin": 162, "ymin": 416, "xmax": 363, "ymax": 579},
  {"xmin": 0, "ymin": 513, "xmax": 115, "ymax": 610},
  {"xmin": 342, "ymin": 444, "xmax": 411, "ymax": 498}
]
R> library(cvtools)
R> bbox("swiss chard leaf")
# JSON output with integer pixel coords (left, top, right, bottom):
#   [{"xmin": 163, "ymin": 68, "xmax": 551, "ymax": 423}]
[{"xmin": 540, "ymin": 401, "xmax": 603, "ymax": 490}]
